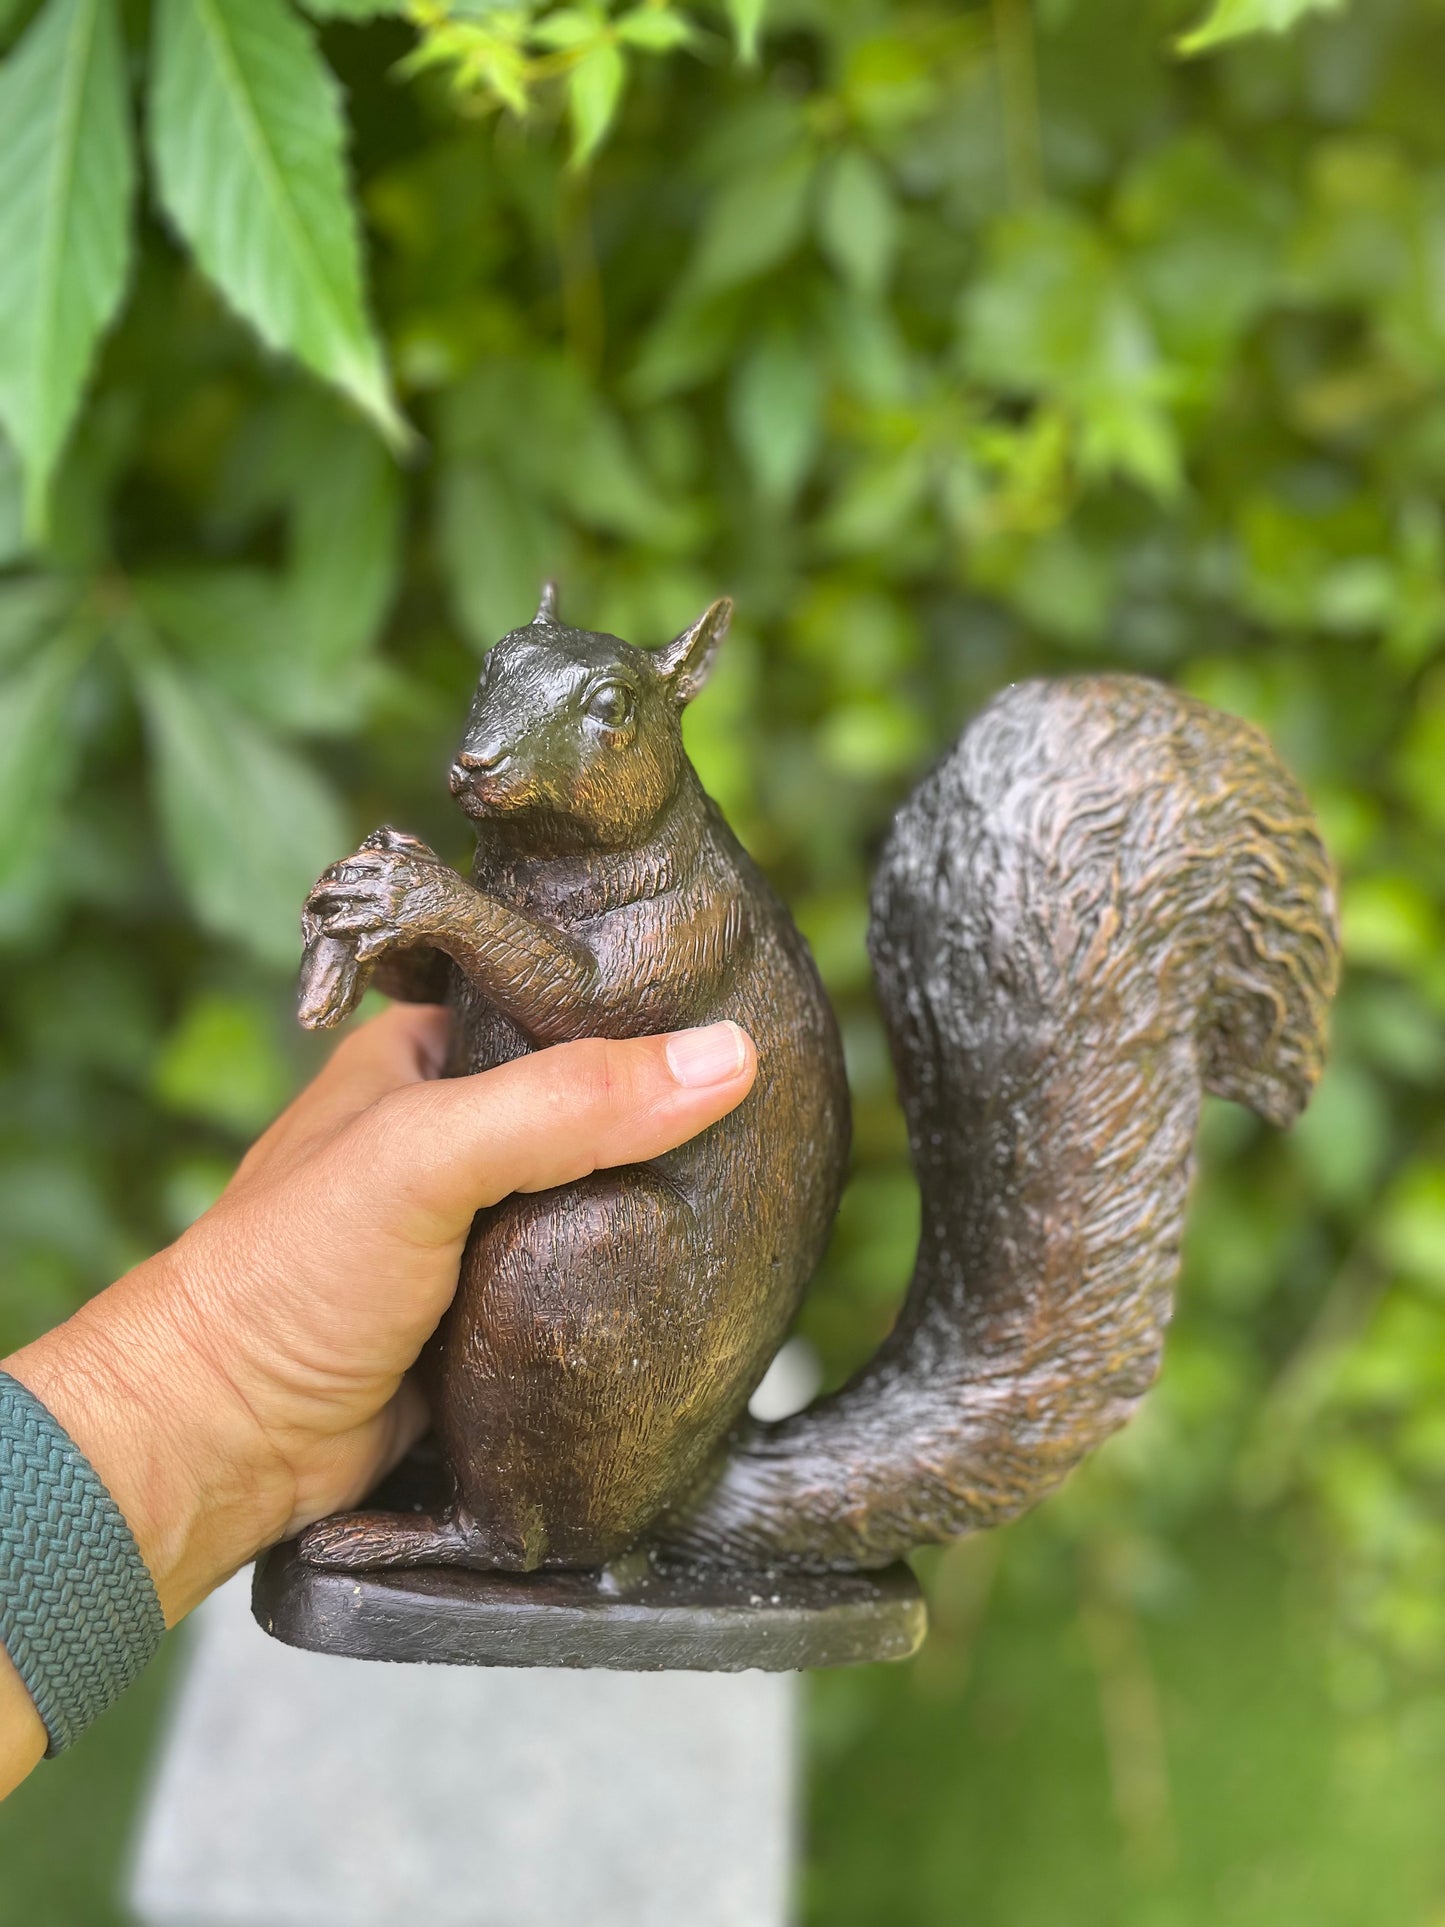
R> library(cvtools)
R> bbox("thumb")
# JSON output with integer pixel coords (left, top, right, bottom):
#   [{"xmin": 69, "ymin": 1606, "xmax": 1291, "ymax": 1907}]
[{"xmin": 344, "ymin": 1022, "xmax": 757, "ymax": 1247}]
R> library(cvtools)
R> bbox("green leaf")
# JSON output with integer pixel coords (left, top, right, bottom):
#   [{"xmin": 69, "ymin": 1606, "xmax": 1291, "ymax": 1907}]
[
  {"xmin": 616, "ymin": 9, "xmax": 694, "ymax": 52},
  {"xmin": 136, "ymin": 416, "xmax": 401, "ymax": 736},
  {"xmin": 552, "ymin": 408, "xmax": 688, "ymax": 541},
  {"xmin": 0, "ymin": 433, "xmax": 23, "ymax": 566},
  {"xmin": 1341, "ymin": 875, "xmax": 1443, "ymax": 974},
  {"xmin": 818, "ymin": 697, "xmax": 929, "ymax": 779},
  {"xmin": 303, "ymin": 0, "xmax": 408, "ymax": 14},
  {"xmin": 1177, "ymin": 0, "xmax": 1345, "ymax": 55},
  {"xmin": 820, "ymin": 444, "xmax": 929, "ymax": 552},
  {"xmin": 135, "ymin": 568, "xmax": 346, "ymax": 733},
  {"xmin": 1291, "ymin": 1061, "xmax": 1392, "ymax": 1209},
  {"xmin": 729, "ymin": 330, "xmax": 824, "ymax": 505},
  {"xmin": 1379, "ymin": 1165, "xmax": 1445, "ymax": 1294},
  {"xmin": 289, "ymin": 417, "xmax": 403, "ymax": 667},
  {"xmin": 724, "ymin": 0, "xmax": 766, "ymax": 62},
  {"xmin": 439, "ymin": 457, "xmax": 561, "ymax": 650},
  {"xmin": 201, "ymin": 391, "xmax": 402, "ymax": 690},
  {"xmin": 1397, "ymin": 673, "xmax": 1445, "ymax": 832},
  {"xmin": 134, "ymin": 646, "xmax": 348, "ymax": 966},
  {"xmin": 1117, "ymin": 135, "xmax": 1283, "ymax": 368},
  {"xmin": 0, "ymin": 628, "xmax": 87, "ymax": 885},
  {"xmin": 817, "ymin": 149, "xmax": 898, "ymax": 296},
  {"xmin": 567, "ymin": 38, "xmax": 626, "ymax": 168},
  {"xmin": 531, "ymin": 8, "xmax": 597, "ymax": 50},
  {"xmin": 148, "ymin": 0, "xmax": 407, "ymax": 449},
  {"xmin": 154, "ymin": 990, "xmax": 293, "ymax": 1134},
  {"xmin": 962, "ymin": 206, "xmax": 1181, "ymax": 498},
  {"xmin": 0, "ymin": 575, "xmax": 79, "ymax": 671},
  {"xmin": 0, "ymin": 0, "xmax": 135, "ymax": 535},
  {"xmin": 686, "ymin": 148, "xmax": 814, "ymax": 296}
]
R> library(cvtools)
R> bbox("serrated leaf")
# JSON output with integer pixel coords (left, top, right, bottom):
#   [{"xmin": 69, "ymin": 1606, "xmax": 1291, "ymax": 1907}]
[
  {"xmin": 567, "ymin": 39, "xmax": 625, "ymax": 168},
  {"xmin": 725, "ymin": 0, "xmax": 766, "ymax": 62},
  {"xmin": 0, "ymin": 629, "xmax": 87, "ymax": 885},
  {"xmin": 134, "ymin": 647, "xmax": 348, "ymax": 966},
  {"xmin": 1177, "ymin": 0, "xmax": 1344, "ymax": 55},
  {"xmin": 148, "ymin": 0, "xmax": 407, "ymax": 449},
  {"xmin": 0, "ymin": 0, "xmax": 135, "ymax": 535}
]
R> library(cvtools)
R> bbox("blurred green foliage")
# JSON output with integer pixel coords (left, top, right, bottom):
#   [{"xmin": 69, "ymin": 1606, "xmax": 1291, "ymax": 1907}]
[{"xmin": 4, "ymin": 0, "xmax": 1445, "ymax": 1917}]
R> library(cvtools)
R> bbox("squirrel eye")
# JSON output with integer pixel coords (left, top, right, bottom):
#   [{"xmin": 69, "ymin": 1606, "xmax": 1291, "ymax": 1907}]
[{"xmin": 586, "ymin": 682, "xmax": 634, "ymax": 729}]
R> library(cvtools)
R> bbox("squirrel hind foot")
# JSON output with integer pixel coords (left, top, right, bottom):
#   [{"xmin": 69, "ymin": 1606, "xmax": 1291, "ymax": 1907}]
[{"xmin": 297, "ymin": 1507, "xmax": 496, "ymax": 1572}]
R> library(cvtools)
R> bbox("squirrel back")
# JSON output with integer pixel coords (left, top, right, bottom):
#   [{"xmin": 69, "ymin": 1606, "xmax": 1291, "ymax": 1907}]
[{"xmin": 658, "ymin": 673, "xmax": 1339, "ymax": 1570}]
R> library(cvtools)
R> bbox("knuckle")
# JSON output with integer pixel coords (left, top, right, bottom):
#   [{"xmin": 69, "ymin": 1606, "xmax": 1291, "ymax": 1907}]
[
  {"xmin": 353, "ymin": 1085, "xmax": 421, "ymax": 1167},
  {"xmin": 571, "ymin": 1036, "xmax": 637, "ymax": 1113}
]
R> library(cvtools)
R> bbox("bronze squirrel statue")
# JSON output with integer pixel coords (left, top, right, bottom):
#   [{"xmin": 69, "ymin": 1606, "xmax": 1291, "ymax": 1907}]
[{"xmin": 295, "ymin": 585, "xmax": 1339, "ymax": 1578}]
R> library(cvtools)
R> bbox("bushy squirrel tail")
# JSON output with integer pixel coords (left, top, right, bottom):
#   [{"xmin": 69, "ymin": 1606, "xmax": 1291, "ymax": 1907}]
[{"xmin": 658, "ymin": 676, "xmax": 1340, "ymax": 1572}]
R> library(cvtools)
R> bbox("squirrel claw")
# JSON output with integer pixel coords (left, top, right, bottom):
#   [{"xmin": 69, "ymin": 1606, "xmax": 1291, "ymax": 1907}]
[
  {"xmin": 302, "ymin": 857, "xmax": 454, "ymax": 950},
  {"xmin": 361, "ymin": 825, "xmax": 444, "ymax": 861}
]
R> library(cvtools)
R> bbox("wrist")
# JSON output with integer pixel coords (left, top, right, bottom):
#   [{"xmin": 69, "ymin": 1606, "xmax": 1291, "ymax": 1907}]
[{"xmin": 4, "ymin": 1253, "xmax": 297, "ymax": 1626}]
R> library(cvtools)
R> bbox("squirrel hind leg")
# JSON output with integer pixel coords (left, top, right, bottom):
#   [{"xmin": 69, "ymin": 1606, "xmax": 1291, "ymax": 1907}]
[{"xmin": 296, "ymin": 1506, "xmax": 496, "ymax": 1572}]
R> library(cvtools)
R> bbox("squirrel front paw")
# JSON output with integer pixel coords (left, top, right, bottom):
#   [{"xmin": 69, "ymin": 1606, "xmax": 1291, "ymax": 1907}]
[
  {"xmin": 302, "ymin": 827, "xmax": 460, "ymax": 966},
  {"xmin": 298, "ymin": 933, "xmax": 370, "ymax": 1030}
]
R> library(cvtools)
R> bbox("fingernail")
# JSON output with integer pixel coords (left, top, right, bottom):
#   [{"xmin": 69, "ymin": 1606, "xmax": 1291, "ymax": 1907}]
[{"xmin": 665, "ymin": 1021, "xmax": 748, "ymax": 1088}]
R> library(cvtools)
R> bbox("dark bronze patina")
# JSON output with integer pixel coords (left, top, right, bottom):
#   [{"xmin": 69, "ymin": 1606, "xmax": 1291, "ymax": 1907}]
[{"xmin": 255, "ymin": 588, "xmax": 1339, "ymax": 1668}]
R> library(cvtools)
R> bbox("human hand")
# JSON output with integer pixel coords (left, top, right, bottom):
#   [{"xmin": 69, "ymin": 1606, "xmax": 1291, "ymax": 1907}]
[{"xmin": 4, "ymin": 1005, "xmax": 757, "ymax": 1631}]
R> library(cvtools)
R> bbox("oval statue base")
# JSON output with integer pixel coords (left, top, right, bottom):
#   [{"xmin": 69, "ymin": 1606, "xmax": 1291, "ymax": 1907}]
[{"xmin": 251, "ymin": 1541, "xmax": 925, "ymax": 1672}]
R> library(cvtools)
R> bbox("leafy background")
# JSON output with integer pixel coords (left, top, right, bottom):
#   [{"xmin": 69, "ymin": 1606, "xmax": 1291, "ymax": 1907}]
[{"xmin": 4, "ymin": 0, "xmax": 1445, "ymax": 1920}]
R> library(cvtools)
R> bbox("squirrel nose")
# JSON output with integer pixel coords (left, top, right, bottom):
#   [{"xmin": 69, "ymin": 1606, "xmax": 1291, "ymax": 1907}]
[{"xmin": 451, "ymin": 745, "xmax": 507, "ymax": 789}]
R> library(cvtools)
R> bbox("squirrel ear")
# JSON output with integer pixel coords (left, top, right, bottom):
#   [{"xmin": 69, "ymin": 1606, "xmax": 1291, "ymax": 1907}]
[
  {"xmin": 655, "ymin": 598, "xmax": 732, "ymax": 706},
  {"xmin": 533, "ymin": 581, "xmax": 560, "ymax": 625}
]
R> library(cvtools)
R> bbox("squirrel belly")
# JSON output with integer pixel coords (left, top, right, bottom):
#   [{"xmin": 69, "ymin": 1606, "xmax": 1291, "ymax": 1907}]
[
  {"xmin": 654, "ymin": 675, "xmax": 1340, "ymax": 1573},
  {"xmin": 426, "ymin": 816, "xmax": 851, "ymax": 1572}
]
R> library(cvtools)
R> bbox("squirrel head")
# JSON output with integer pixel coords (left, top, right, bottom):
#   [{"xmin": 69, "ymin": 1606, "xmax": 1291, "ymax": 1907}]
[{"xmin": 449, "ymin": 584, "xmax": 731, "ymax": 852}]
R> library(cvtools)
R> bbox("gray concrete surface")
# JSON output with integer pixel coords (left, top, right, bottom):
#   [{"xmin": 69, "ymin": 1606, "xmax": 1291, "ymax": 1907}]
[{"xmin": 129, "ymin": 1568, "xmax": 797, "ymax": 1927}]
